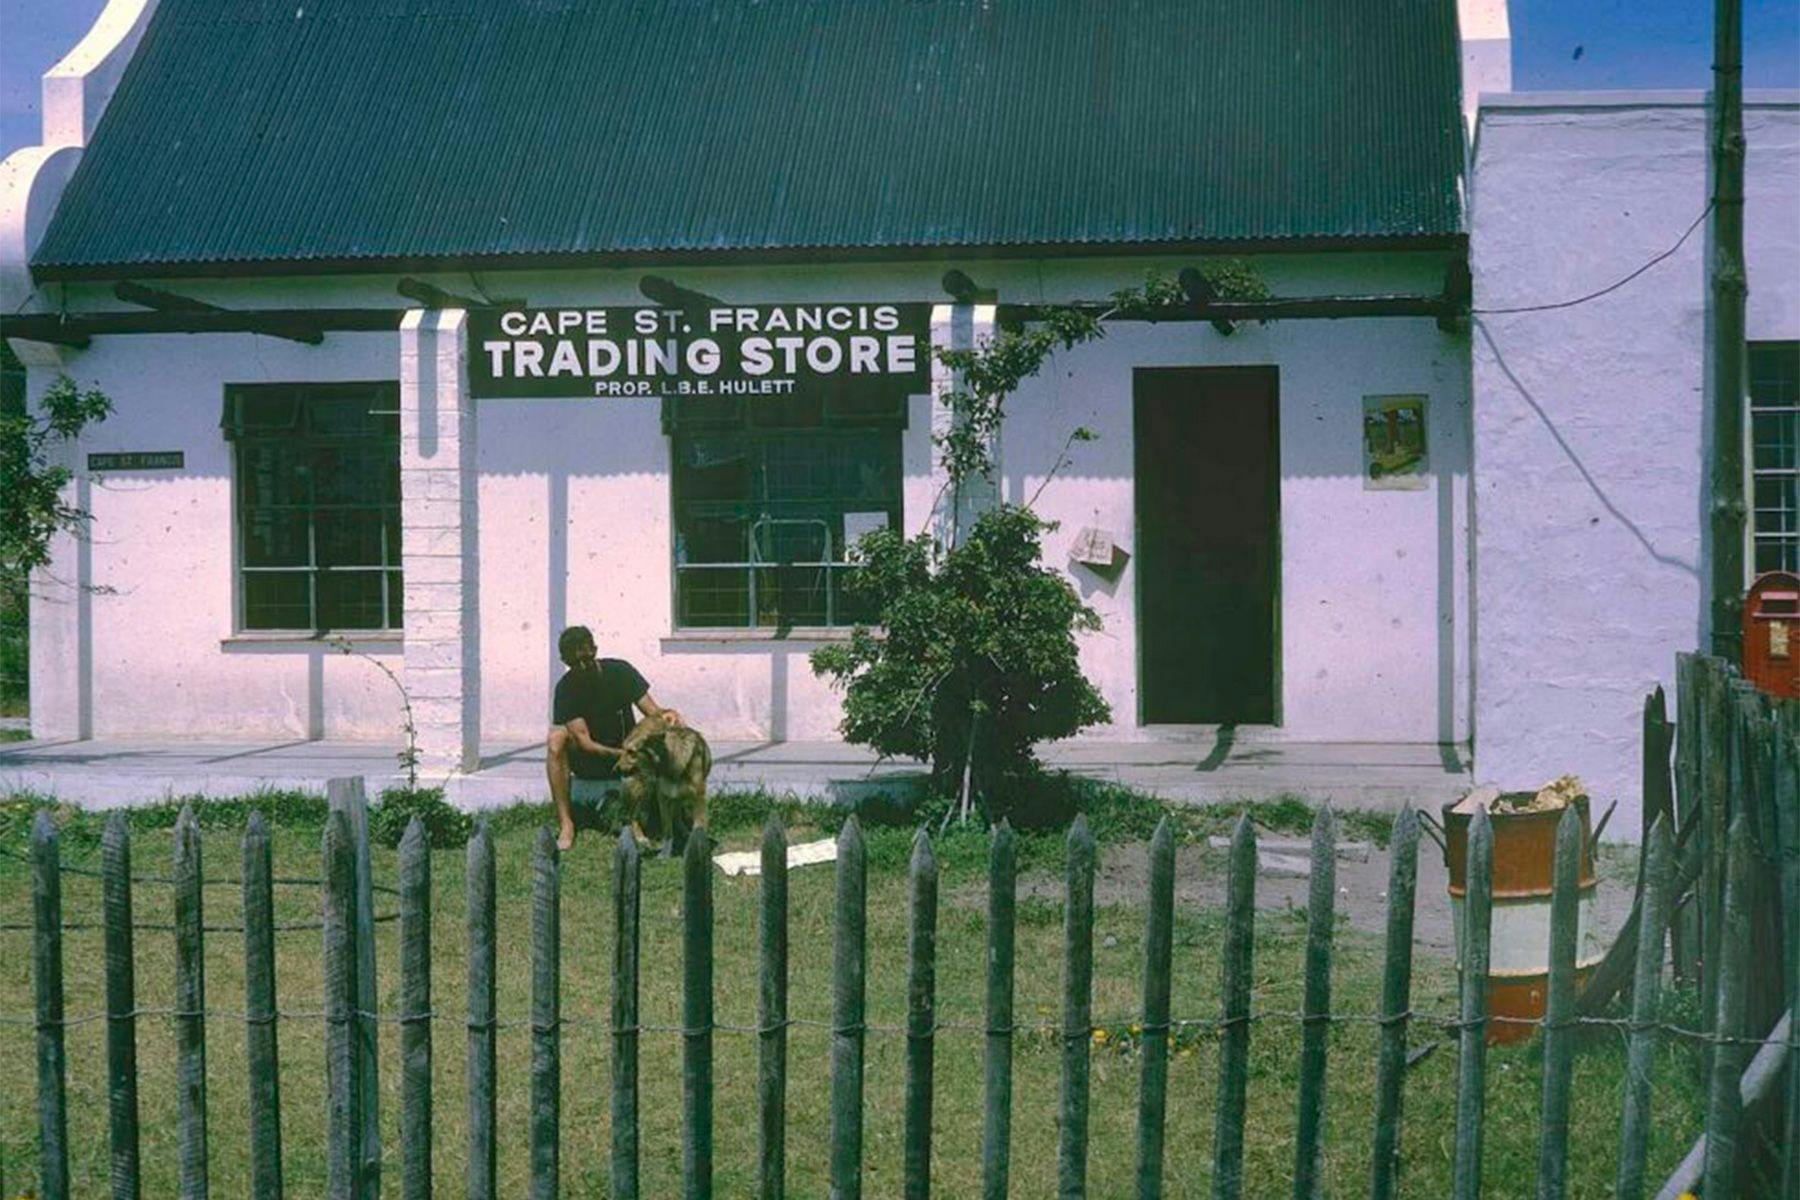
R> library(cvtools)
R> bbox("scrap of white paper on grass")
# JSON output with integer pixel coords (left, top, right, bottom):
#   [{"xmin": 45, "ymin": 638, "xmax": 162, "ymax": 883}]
[{"xmin": 712, "ymin": 836, "xmax": 840, "ymax": 877}]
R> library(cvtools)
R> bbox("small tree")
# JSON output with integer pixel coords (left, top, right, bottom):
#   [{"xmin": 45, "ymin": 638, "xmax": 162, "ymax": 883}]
[
  {"xmin": 1, "ymin": 370, "xmax": 112, "ymax": 596},
  {"xmin": 813, "ymin": 267, "xmax": 1268, "ymax": 822},
  {"xmin": 810, "ymin": 506, "xmax": 1110, "ymax": 814}
]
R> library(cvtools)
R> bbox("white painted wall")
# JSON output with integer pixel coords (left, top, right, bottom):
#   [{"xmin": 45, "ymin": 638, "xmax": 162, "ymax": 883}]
[
  {"xmin": 19, "ymin": 251, "xmax": 1470, "ymax": 759},
  {"xmin": 1471, "ymin": 91, "xmax": 1800, "ymax": 835}
]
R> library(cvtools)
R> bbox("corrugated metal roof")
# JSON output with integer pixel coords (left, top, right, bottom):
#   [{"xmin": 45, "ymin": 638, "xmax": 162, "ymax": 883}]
[{"xmin": 33, "ymin": 0, "xmax": 1467, "ymax": 276}]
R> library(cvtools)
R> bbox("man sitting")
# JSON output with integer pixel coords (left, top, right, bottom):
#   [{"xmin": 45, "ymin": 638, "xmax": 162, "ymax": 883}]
[{"xmin": 546, "ymin": 625, "xmax": 681, "ymax": 850}]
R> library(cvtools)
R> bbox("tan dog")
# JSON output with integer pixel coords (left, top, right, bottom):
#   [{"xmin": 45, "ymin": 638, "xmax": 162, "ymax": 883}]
[{"xmin": 616, "ymin": 712, "xmax": 712, "ymax": 855}]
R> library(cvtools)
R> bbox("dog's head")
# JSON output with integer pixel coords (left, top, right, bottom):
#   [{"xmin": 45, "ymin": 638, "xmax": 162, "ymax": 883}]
[{"xmin": 616, "ymin": 731, "xmax": 668, "ymax": 776}]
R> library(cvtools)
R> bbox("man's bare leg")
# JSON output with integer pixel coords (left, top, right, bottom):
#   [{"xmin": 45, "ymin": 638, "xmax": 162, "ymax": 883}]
[{"xmin": 546, "ymin": 727, "xmax": 577, "ymax": 850}]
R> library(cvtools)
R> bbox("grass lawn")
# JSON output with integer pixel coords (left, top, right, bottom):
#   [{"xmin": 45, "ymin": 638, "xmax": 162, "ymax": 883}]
[{"xmin": 0, "ymin": 791, "xmax": 1708, "ymax": 1198}]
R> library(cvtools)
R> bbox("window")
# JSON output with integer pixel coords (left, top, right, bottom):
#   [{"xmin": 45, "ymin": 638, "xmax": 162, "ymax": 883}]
[
  {"xmin": 669, "ymin": 392, "xmax": 904, "ymax": 628},
  {"xmin": 226, "ymin": 383, "xmax": 401, "ymax": 632},
  {"xmin": 1751, "ymin": 343, "xmax": 1800, "ymax": 575}
]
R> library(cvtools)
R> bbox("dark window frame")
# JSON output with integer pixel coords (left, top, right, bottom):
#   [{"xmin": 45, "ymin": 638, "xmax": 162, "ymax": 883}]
[
  {"xmin": 226, "ymin": 381, "xmax": 403, "ymax": 634},
  {"xmin": 1750, "ymin": 342, "xmax": 1800, "ymax": 577},
  {"xmin": 669, "ymin": 401, "xmax": 905, "ymax": 630}
]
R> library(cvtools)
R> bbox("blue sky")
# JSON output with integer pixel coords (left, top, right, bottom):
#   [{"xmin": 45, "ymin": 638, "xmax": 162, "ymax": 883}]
[{"xmin": 1, "ymin": 0, "xmax": 1797, "ymax": 157}]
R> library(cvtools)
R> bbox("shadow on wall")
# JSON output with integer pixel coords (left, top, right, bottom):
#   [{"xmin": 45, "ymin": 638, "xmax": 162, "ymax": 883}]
[
  {"xmin": 1473, "ymin": 318, "xmax": 1699, "ymax": 581},
  {"xmin": 480, "ymin": 400, "xmax": 672, "ymax": 731}
]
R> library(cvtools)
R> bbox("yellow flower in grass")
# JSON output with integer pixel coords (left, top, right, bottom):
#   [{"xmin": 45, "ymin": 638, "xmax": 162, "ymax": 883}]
[{"xmin": 1092, "ymin": 1028, "xmax": 1109, "ymax": 1047}]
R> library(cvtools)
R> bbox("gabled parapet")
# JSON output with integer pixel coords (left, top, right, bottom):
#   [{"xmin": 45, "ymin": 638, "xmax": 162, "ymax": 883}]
[{"xmin": 0, "ymin": 0, "xmax": 161, "ymax": 339}]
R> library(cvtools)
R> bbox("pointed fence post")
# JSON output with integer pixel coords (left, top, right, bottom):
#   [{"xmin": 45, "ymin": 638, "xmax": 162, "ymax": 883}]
[
  {"xmin": 983, "ymin": 820, "xmax": 1017, "ymax": 1200},
  {"xmin": 398, "ymin": 818, "xmax": 433, "ymax": 1200},
  {"xmin": 173, "ymin": 806, "xmax": 209, "ymax": 1200},
  {"xmin": 1060, "ymin": 814, "xmax": 1096, "ymax": 1199},
  {"xmin": 1699, "ymin": 662, "xmax": 1731, "ymax": 1071},
  {"xmin": 243, "ymin": 813, "xmax": 282, "ymax": 1200},
  {"xmin": 102, "ymin": 814, "xmax": 141, "ymax": 1200},
  {"xmin": 1701, "ymin": 816, "xmax": 1755, "ymax": 1197},
  {"xmin": 612, "ymin": 829, "xmax": 642, "ymax": 1200},
  {"xmin": 1212, "ymin": 815, "xmax": 1256, "ymax": 1200},
  {"xmin": 1451, "ymin": 805, "xmax": 1494, "ymax": 1200},
  {"xmin": 1292, "ymin": 808, "xmax": 1337, "ymax": 1200},
  {"xmin": 1672, "ymin": 655, "xmax": 1701, "ymax": 983},
  {"xmin": 530, "ymin": 827, "xmax": 561, "ymax": 1200},
  {"xmin": 683, "ymin": 829, "xmax": 713, "ymax": 1200},
  {"xmin": 465, "ymin": 821, "xmax": 497, "ymax": 1200},
  {"xmin": 32, "ymin": 811, "xmax": 67, "ymax": 1200},
  {"xmin": 1615, "ymin": 815, "xmax": 1673, "ymax": 1200},
  {"xmin": 1369, "ymin": 808, "xmax": 1420, "ymax": 1200},
  {"xmin": 758, "ymin": 817, "xmax": 788, "ymax": 1200},
  {"xmin": 1535, "ymin": 805, "xmax": 1584, "ymax": 1199},
  {"xmin": 904, "ymin": 829, "xmax": 938, "ymax": 1200},
  {"xmin": 1777, "ymin": 711, "xmax": 1800, "ymax": 1200},
  {"xmin": 328, "ymin": 777, "xmax": 381, "ymax": 1200},
  {"xmin": 324, "ymin": 808, "xmax": 361, "ymax": 1200},
  {"xmin": 1135, "ymin": 818, "xmax": 1175, "ymax": 1200},
  {"xmin": 830, "ymin": 816, "xmax": 867, "ymax": 1200},
  {"xmin": 1643, "ymin": 686, "xmax": 1674, "ymax": 843}
]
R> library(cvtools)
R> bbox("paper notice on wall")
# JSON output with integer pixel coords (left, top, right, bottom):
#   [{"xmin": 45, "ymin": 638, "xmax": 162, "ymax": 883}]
[{"xmin": 1070, "ymin": 526, "xmax": 1115, "ymax": 566}]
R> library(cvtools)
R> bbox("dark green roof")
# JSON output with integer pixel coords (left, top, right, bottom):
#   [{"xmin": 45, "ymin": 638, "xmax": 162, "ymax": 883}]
[{"xmin": 34, "ymin": 0, "xmax": 1467, "ymax": 277}]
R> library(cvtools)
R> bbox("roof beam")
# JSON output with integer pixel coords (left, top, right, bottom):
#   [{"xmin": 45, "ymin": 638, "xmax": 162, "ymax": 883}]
[
  {"xmin": 1, "ymin": 308, "xmax": 393, "ymax": 342},
  {"xmin": 113, "ymin": 281, "xmax": 325, "ymax": 344},
  {"xmin": 996, "ymin": 293, "xmax": 1458, "ymax": 324}
]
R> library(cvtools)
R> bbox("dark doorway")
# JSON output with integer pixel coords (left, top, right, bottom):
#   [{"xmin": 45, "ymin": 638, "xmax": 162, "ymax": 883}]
[{"xmin": 1135, "ymin": 367, "xmax": 1279, "ymax": 724}]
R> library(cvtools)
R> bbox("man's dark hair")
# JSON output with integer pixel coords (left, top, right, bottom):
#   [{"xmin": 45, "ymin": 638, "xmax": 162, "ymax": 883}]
[{"xmin": 558, "ymin": 625, "xmax": 597, "ymax": 668}]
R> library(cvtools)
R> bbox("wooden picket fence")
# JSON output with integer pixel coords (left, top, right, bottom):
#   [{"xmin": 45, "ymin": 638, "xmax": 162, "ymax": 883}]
[{"xmin": 13, "ymin": 668, "xmax": 1798, "ymax": 1199}]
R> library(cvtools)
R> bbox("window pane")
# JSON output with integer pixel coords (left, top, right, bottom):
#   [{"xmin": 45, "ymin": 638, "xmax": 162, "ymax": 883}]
[
  {"xmin": 1750, "ymin": 343, "xmax": 1799, "ymax": 406},
  {"xmin": 678, "ymin": 514, "xmax": 750, "ymax": 565},
  {"xmin": 316, "ymin": 442, "xmax": 398, "ymax": 504},
  {"xmin": 242, "ymin": 511, "xmax": 310, "ymax": 567},
  {"xmin": 1753, "ymin": 411, "xmax": 1797, "ymax": 472},
  {"xmin": 317, "ymin": 509, "xmax": 389, "ymax": 567},
  {"xmin": 1756, "ymin": 537, "xmax": 1798, "ymax": 574},
  {"xmin": 754, "ymin": 565, "xmax": 829, "ymax": 626},
  {"xmin": 243, "ymin": 571, "xmax": 312, "ymax": 630},
  {"xmin": 677, "ymin": 566, "xmax": 750, "ymax": 627},
  {"xmin": 318, "ymin": 570, "xmax": 388, "ymax": 630},
  {"xmin": 752, "ymin": 518, "xmax": 829, "ymax": 564},
  {"xmin": 239, "ymin": 443, "xmax": 312, "ymax": 509},
  {"xmin": 387, "ymin": 570, "xmax": 404, "ymax": 629},
  {"xmin": 1756, "ymin": 476, "xmax": 1797, "ymax": 535}
]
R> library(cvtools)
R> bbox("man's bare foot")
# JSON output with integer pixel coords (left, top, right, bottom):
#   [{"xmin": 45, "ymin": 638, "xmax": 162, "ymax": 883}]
[{"xmin": 557, "ymin": 820, "xmax": 577, "ymax": 851}]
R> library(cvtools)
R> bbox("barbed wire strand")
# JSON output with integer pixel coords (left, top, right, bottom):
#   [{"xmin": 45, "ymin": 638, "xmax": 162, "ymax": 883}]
[{"xmin": 0, "ymin": 1004, "xmax": 1789, "ymax": 1052}]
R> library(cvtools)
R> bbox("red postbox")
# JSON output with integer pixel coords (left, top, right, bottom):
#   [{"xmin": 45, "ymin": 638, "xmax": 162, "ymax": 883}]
[{"xmin": 1743, "ymin": 570, "xmax": 1800, "ymax": 699}]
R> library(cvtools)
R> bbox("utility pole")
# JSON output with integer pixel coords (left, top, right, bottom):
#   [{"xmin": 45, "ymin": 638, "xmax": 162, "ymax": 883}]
[{"xmin": 1708, "ymin": 0, "xmax": 1748, "ymax": 660}]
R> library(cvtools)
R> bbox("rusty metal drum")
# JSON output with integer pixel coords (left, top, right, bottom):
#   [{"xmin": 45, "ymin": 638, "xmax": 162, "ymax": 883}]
[{"xmin": 1442, "ymin": 795, "xmax": 1602, "ymax": 1045}]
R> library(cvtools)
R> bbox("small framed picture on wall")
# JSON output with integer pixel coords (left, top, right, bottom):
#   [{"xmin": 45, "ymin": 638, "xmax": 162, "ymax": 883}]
[{"xmin": 1363, "ymin": 394, "xmax": 1429, "ymax": 490}]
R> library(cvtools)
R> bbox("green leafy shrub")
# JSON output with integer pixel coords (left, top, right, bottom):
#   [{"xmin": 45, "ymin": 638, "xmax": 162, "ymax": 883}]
[
  {"xmin": 371, "ymin": 786, "xmax": 471, "ymax": 849},
  {"xmin": 811, "ymin": 505, "xmax": 1110, "ymax": 824}
]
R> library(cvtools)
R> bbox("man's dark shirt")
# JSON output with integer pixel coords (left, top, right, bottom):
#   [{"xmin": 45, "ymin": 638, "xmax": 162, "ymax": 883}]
[{"xmin": 552, "ymin": 658, "xmax": 648, "ymax": 780}]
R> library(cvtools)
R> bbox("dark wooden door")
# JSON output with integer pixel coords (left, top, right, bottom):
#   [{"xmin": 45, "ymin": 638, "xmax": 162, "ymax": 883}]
[{"xmin": 1134, "ymin": 367, "xmax": 1279, "ymax": 724}]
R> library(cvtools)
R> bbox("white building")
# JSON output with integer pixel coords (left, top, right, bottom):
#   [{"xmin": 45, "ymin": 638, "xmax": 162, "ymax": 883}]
[
  {"xmin": 1470, "ymin": 89, "xmax": 1800, "ymax": 819},
  {"xmin": 4, "ymin": 0, "xmax": 1793, "ymax": 834}
]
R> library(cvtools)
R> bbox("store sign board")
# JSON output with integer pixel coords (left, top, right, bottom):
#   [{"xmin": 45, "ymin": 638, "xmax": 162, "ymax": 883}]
[
  {"xmin": 468, "ymin": 303, "xmax": 933, "ymax": 401},
  {"xmin": 88, "ymin": 451, "xmax": 184, "ymax": 471}
]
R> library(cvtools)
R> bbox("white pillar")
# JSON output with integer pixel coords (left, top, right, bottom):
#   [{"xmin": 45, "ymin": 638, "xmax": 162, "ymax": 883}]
[
  {"xmin": 928, "ymin": 301, "xmax": 998, "ymax": 547},
  {"xmin": 399, "ymin": 309, "xmax": 480, "ymax": 774},
  {"xmin": 26, "ymin": 380, "xmax": 88, "ymax": 739}
]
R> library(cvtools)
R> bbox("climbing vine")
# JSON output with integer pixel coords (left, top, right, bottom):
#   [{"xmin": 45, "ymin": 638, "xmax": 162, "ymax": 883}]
[{"xmin": 813, "ymin": 263, "xmax": 1270, "ymax": 823}]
